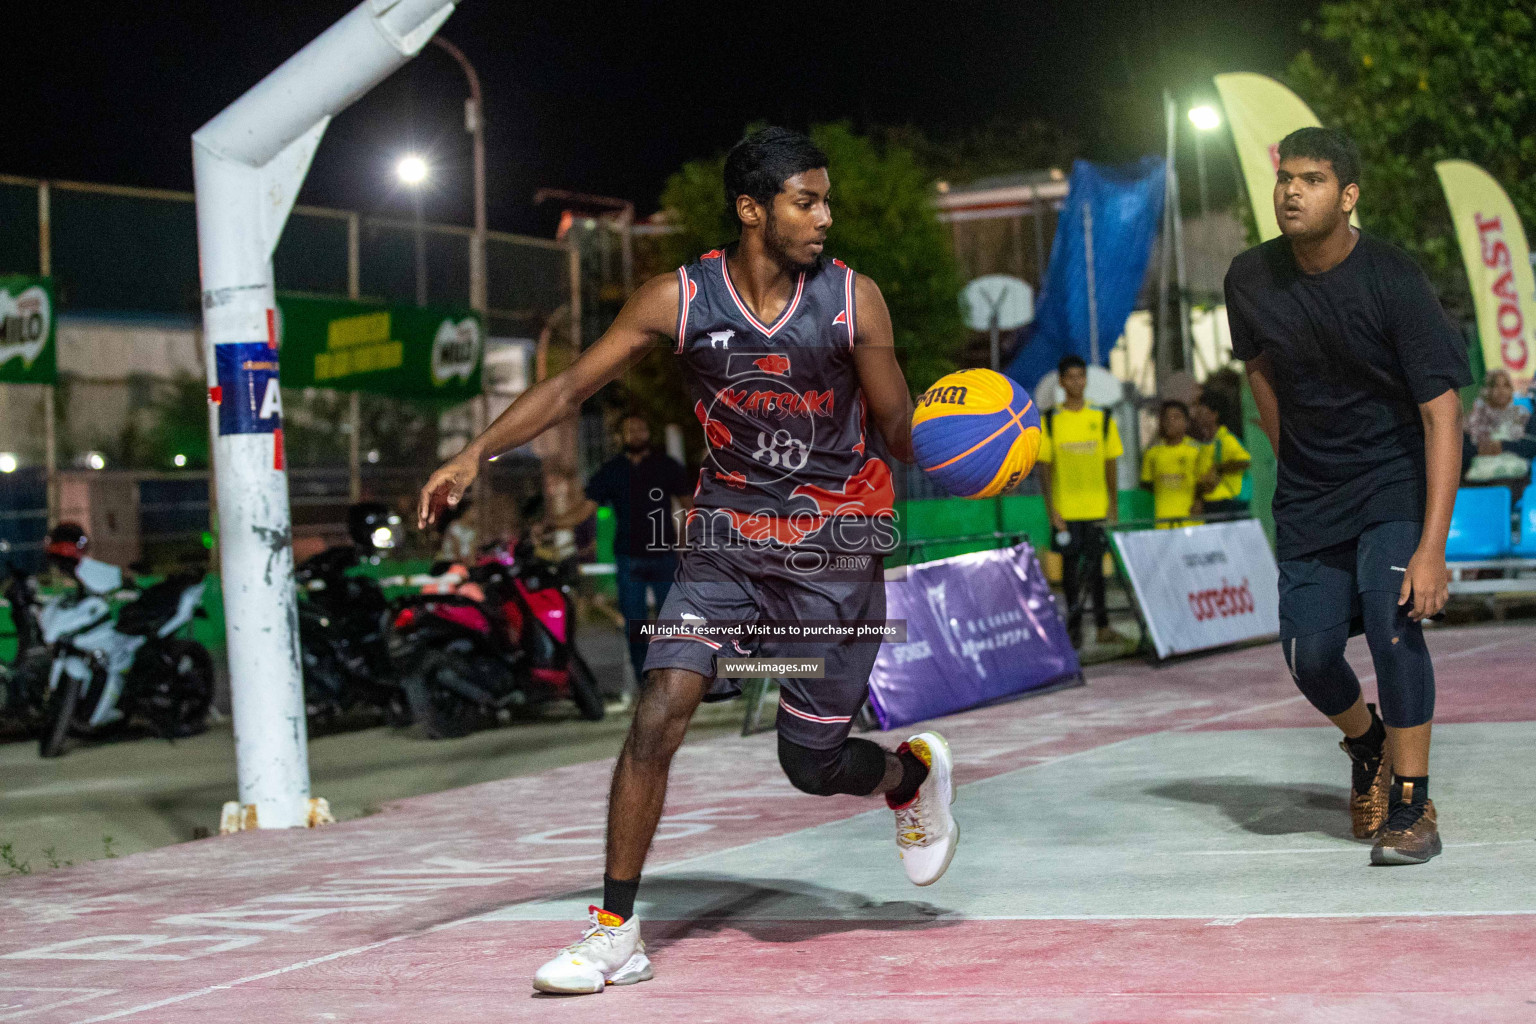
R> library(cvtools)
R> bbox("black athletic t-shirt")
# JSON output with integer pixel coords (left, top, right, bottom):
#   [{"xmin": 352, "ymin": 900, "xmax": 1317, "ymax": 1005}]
[
  {"xmin": 584, "ymin": 450, "xmax": 691, "ymax": 557},
  {"xmin": 1224, "ymin": 231, "xmax": 1470, "ymax": 560}
]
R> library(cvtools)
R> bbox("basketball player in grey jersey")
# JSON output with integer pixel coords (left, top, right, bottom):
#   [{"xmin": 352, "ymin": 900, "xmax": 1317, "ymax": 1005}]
[{"xmin": 419, "ymin": 128, "xmax": 960, "ymax": 994}]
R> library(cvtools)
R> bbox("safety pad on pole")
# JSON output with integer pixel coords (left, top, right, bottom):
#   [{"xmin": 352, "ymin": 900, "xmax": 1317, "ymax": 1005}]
[{"xmin": 215, "ymin": 342, "xmax": 283, "ymax": 435}]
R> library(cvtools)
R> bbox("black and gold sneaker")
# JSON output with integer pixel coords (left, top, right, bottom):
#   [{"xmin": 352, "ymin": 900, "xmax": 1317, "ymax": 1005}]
[
  {"xmin": 1371, "ymin": 782, "xmax": 1441, "ymax": 866},
  {"xmin": 1340, "ymin": 704, "xmax": 1391, "ymax": 839}
]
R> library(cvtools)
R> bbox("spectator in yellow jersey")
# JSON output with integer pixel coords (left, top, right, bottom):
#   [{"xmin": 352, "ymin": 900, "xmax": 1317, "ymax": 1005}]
[
  {"xmin": 1037, "ymin": 355, "xmax": 1127, "ymax": 649},
  {"xmin": 1192, "ymin": 391, "xmax": 1251, "ymax": 515},
  {"xmin": 1141, "ymin": 399, "xmax": 1203, "ymax": 527}
]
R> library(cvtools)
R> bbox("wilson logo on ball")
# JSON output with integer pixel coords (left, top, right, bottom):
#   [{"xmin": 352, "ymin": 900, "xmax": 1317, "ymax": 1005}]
[{"xmin": 917, "ymin": 384, "xmax": 969, "ymax": 408}]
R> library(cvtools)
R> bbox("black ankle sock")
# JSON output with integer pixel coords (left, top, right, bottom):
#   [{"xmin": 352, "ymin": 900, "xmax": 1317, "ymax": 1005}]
[
  {"xmin": 1391, "ymin": 774, "xmax": 1428, "ymax": 806},
  {"xmin": 602, "ymin": 874, "xmax": 640, "ymax": 921},
  {"xmin": 1345, "ymin": 704, "xmax": 1386, "ymax": 755},
  {"xmin": 885, "ymin": 749, "xmax": 929, "ymax": 806}
]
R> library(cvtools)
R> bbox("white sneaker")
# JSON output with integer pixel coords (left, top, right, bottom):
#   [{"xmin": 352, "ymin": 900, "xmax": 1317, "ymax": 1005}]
[
  {"xmin": 889, "ymin": 731, "xmax": 959, "ymax": 886},
  {"xmin": 531, "ymin": 906, "xmax": 654, "ymax": 994}
]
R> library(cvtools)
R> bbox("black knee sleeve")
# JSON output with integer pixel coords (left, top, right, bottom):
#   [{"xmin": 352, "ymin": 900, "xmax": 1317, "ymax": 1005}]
[
  {"xmin": 1283, "ymin": 621, "xmax": 1362, "ymax": 718},
  {"xmin": 778, "ymin": 735, "xmax": 887, "ymax": 797},
  {"xmin": 1360, "ymin": 591, "xmax": 1435, "ymax": 728}
]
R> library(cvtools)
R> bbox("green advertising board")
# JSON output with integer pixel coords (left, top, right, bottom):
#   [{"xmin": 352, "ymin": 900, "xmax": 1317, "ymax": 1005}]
[
  {"xmin": 276, "ymin": 295, "xmax": 484, "ymax": 407},
  {"xmin": 0, "ymin": 275, "xmax": 57, "ymax": 385}
]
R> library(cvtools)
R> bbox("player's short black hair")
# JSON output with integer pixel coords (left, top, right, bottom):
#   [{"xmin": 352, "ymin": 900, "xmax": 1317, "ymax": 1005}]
[
  {"xmin": 724, "ymin": 127, "xmax": 828, "ymax": 225},
  {"xmin": 1160, "ymin": 398, "xmax": 1190, "ymax": 418},
  {"xmin": 1277, "ymin": 126, "xmax": 1361, "ymax": 189},
  {"xmin": 1057, "ymin": 354, "xmax": 1087, "ymax": 376}
]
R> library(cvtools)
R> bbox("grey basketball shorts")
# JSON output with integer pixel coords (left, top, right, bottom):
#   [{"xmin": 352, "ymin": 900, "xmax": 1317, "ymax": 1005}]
[{"xmin": 642, "ymin": 539, "xmax": 887, "ymax": 751}]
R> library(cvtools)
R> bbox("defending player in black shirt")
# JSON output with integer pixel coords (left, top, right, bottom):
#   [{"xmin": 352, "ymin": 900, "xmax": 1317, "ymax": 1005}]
[{"xmin": 1224, "ymin": 127, "xmax": 1470, "ymax": 865}]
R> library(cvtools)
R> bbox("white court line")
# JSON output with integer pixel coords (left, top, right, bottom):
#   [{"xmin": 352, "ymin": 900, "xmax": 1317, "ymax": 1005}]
[
  {"xmin": 0, "ymin": 989, "xmax": 116, "ymax": 1022},
  {"xmin": 948, "ymin": 909, "xmax": 1536, "ymax": 921},
  {"xmin": 1168, "ymin": 633, "xmax": 1523, "ymax": 733},
  {"xmin": 67, "ymin": 932, "xmax": 428, "ymax": 1024},
  {"xmin": 68, "ymin": 631, "xmax": 1534, "ymax": 1022}
]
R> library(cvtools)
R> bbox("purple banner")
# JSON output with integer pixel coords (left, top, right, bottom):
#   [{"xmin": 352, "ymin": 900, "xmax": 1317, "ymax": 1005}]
[{"xmin": 868, "ymin": 542, "xmax": 1080, "ymax": 731}]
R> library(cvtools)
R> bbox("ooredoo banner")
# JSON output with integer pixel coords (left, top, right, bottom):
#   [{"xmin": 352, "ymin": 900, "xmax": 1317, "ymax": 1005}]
[
  {"xmin": 1110, "ymin": 519, "xmax": 1280, "ymax": 659},
  {"xmin": 867, "ymin": 542, "xmax": 1080, "ymax": 731}
]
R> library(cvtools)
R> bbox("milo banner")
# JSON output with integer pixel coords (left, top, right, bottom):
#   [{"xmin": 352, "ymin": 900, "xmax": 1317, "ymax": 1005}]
[
  {"xmin": 1111, "ymin": 519, "xmax": 1280, "ymax": 660},
  {"xmin": 276, "ymin": 295, "xmax": 484, "ymax": 406},
  {"xmin": 1436, "ymin": 160, "xmax": 1536, "ymax": 386},
  {"xmin": 0, "ymin": 275, "xmax": 56, "ymax": 385},
  {"xmin": 1214, "ymin": 73, "xmax": 1355, "ymax": 242},
  {"xmin": 867, "ymin": 542, "xmax": 1080, "ymax": 731}
]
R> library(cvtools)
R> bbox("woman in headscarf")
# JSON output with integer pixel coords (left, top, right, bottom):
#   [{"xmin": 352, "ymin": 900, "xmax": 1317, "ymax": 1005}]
[{"xmin": 1464, "ymin": 369, "xmax": 1532, "ymax": 484}]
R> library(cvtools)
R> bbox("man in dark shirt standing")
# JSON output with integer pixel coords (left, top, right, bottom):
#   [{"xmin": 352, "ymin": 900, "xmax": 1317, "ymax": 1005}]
[
  {"xmin": 1224, "ymin": 127, "xmax": 1469, "ymax": 865},
  {"xmin": 562, "ymin": 413, "xmax": 692, "ymax": 691}
]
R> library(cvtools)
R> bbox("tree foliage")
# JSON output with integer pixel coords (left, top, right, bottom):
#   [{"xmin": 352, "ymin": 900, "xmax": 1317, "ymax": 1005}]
[
  {"xmin": 653, "ymin": 123, "xmax": 968, "ymax": 395},
  {"xmin": 1286, "ymin": 0, "xmax": 1536, "ymax": 315}
]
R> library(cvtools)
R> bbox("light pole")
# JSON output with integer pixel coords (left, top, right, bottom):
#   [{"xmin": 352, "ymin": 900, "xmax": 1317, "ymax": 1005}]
[
  {"xmin": 430, "ymin": 36, "xmax": 486, "ymax": 317},
  {"xmin": 428, "ymin": 36, "xmax": 490, "ymax": 542},
  {"xmin": 1188, "ymin": 104, "xmax": 1221, "ymax": 222},
  {"xmin": 396, "ymin": 153, "xmax": 430, "ymax": 306}
]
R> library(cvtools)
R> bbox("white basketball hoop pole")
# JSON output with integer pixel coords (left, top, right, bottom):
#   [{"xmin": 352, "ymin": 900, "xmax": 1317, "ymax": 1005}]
[{"xmin": 193, "ymin": 0, "xmax": 458, "ymax": 828}]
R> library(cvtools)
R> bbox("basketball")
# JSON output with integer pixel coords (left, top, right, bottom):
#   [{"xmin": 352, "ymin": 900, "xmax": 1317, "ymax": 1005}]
[{"xmin": 911, "ymin": 368, "xmax": 1041, "ymax": 498}]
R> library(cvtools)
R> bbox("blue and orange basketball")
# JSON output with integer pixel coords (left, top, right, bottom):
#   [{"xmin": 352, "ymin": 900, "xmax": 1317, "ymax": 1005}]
[{"xmin": 911, "ymin": 369, "xmax": 1040, "ymax": 498}]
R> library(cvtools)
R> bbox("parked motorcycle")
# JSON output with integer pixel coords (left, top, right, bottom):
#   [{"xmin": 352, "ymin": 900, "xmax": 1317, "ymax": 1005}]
[
  {"xmin": 392, "ymin": 539, "xmax": 605, "ymax": 738},
  {"xmin": 296, "ymin": 502, "xmax": 411, "ymax": 726},
  {"xmin": 1, "ymin": 551, "xmax": 51, "ymax": 730},
  {"xmin": 38, "ymin": 554, "xmax": 214, "ymax": 758}
]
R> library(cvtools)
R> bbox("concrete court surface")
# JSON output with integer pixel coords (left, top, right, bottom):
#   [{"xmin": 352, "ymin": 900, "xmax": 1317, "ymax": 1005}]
[{"xmin": 0, "ymin": 623, "xmax": 1533, "ymax": 1023}]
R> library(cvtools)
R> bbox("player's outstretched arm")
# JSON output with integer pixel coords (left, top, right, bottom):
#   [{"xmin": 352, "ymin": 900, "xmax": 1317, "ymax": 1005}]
[
  {"xmin": 850, "ymin": 274, "xmax": 915, "ymax": 464},
  {"xmin": 417, "ymin": 273, "xmax": 680, "ymax": 528}
]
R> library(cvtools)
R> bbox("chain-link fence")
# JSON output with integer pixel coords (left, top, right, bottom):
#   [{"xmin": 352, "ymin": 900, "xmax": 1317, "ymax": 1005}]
[
  {"xmin": 1, "ymin": 174, "xmax": 573, "ymax": 333},
  {"xmin": 0, "ymin": 173, "xmax": 577, "ymax": 568}
]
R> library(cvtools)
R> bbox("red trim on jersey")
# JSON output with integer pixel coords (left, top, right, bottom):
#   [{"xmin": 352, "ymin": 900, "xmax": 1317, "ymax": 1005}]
[
  {"xmin": 675, "ymin": 267, "xmax": 692, "ymax": 354},
  {"xmin": 649, "ymin": 632, "xmax": 722, "ymax": 650},
  {"xmin": 720, "ymin": 259, "xmax": 804, "ymax": 338},
  {"xmin": 701, "ymin": 249, "xmax": 724, "ymax": 259},
  {"xmin": 843, "ymin": 264, "xmax": 857, "ymax": 349},
  {"xmin": 779, "ymin": 699, "xmax": 852, "ymax": 725}
]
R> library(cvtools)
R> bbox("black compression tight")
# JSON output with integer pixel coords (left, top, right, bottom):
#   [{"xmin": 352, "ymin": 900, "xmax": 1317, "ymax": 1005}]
[
  {"xmin": 1282, "ymin": 590, "xmax": 1435, "ymax": 729},
  {"xmin": 777, "ymin": 735, "xmax": 888, "ymax": 797}
]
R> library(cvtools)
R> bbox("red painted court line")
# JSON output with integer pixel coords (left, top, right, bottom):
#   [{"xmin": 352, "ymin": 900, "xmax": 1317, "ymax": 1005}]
[
  {"xmin": 0, "ymin": 624, "xmax": 1528, "ymax": 1024},
  {"xmin": 60, "ymin": 917, "xmax": 1536, "ymax": 1024}
]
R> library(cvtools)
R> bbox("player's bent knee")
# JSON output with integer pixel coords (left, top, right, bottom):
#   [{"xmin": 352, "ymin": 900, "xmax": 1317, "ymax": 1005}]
[
  {"xmin": 778, "ymin": 735, "xmax": 886, "ymax": 797},
  {"xmin": 1283, "ymin": 622, "xmax": 1360, "ymax": 717}
]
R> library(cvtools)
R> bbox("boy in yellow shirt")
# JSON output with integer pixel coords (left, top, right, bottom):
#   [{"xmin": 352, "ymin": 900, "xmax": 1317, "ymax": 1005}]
[
  {"xmin": 1192, "ymin": 391, "xmax": 1251, "ymax": 516},
  {"xmin": 1038, "ymin": 355, "xmax": 1126, "ymax": 648},
  {"xmin": 1141, "ymin": 399, "xmax": 1203, "ymax": 527}
]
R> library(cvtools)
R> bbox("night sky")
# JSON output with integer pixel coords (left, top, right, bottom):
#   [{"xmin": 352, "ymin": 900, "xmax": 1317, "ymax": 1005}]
[{"xmin": 16, "ymin": 2, "xmax": 1319, "ymax": 235}]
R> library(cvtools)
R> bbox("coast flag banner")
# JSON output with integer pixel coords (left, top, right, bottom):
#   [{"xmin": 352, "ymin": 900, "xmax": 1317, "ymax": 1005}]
[
  {"xmin": 1436, "ymin": 160, "xmax": 1536, "ymax": 386},
  {"xmin": 1214, "ymin": 73, "xmax": 1355, "ymax": 242}
]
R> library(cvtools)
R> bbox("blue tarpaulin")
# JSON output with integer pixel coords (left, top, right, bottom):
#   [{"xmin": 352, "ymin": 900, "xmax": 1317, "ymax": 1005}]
[{"xmin": 1005, "ymin": 157, "xmax": 1166, "ymax": 394}]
